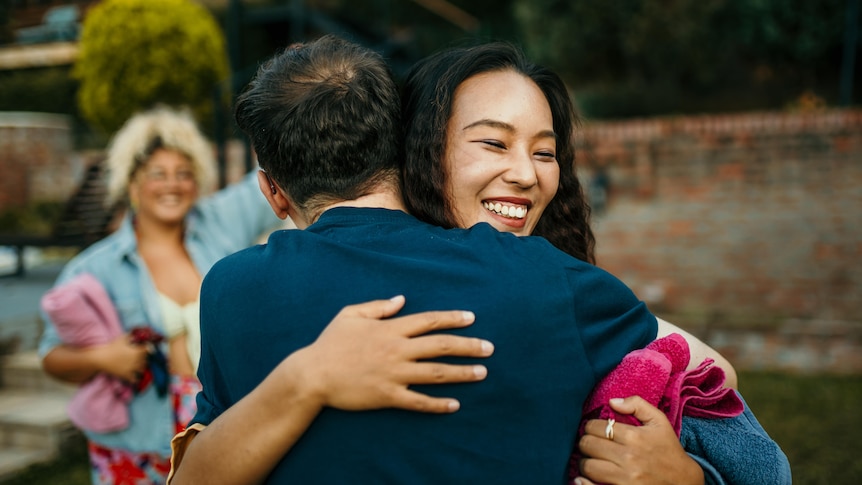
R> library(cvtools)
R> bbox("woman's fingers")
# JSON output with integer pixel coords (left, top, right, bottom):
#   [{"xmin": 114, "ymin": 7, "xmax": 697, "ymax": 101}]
[
  {"xmin": 394, "ymin": 361, "xmax": 488, "ymax": 385},
  {"xmin": 335, "ymin": 297, "xmax": 478, "ymax": 337},
  {"xmin": 306, "ymin": 297, "xmax": 493, "ymax": 413},
  {"xmin": 339, "ymin": 295, "xmax": 407, "ymax": 320},
  {"xmin": 387, "ymin": 388, "xmax": 464, "ymax": 414},
  {"xmin": 406, "ymin": 333, "xmax": 494, "ymax": 360},
  {"xmin": 391, "ymin": 308, "xmax": 477, "ymax": 337},
  {"xmin": 579, "ymin": 398, "xmax": 704, "ymax": 485}
]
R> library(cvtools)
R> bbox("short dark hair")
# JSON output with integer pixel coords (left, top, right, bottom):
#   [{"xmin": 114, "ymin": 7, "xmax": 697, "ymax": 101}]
[
  {"xmin": 400, "ymin": 42, "xmax": 595, "ymax": 263},
  {"xmin": 235, "ymin": 35, "xmax": 401, "ymax": 215}
]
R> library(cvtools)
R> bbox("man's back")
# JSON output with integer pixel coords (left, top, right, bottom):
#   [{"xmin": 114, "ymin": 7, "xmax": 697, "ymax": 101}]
[{"xmin": 194, "ymin": 207, "xmax": 655, "ymax": 484}]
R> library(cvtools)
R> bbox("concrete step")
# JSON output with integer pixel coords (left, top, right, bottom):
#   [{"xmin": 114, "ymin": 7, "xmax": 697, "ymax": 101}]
[
  {"xmin": 0, "ymin": 447, "xmax": 56, "ymax": 481},
  {"xmin": 1, "ymin": 351, "xmax": 75, "ymax": 393},
  {"xmin": 0, "ymin": 351, "xmax": 80, "ymax": 481}
]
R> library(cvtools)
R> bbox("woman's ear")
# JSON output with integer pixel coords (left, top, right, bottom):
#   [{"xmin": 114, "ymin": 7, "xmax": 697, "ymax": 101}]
[
  {"xmin": 257, "ymin": 170, "xmax": 290, "ymax": 220},
  {"xmin": 127, "ymin": 182, "xmax": 140, "ymax": 212}
]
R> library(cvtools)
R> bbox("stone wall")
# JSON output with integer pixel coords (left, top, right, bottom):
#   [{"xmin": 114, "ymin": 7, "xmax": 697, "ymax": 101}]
[
  {"xmin": 0, "ymin": 112, "xmax": 83, "ymax": 212},
  {"xmin": 577, "ymin": 109, "xmax": 862, "ymax": 373}
]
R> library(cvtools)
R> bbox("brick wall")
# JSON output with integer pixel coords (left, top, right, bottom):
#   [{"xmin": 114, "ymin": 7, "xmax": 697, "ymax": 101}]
[
  {"xmin": 0, "ymin": 112, "xmax": 84, "ymax": 212},
  {"xmin": 577, "ymin": 109, "xmax": 862, "ymax": 372}
]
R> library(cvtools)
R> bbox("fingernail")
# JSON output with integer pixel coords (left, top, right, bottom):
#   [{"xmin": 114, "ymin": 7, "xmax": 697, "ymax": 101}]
[
  {"xmin": 481, "ymin": 340, "xmax": 494, "ymax": 355},
  {"xmin": 448, "ymin": 400, "xmax": 460, "ymax": 412},
  {"xmin": 574, "ymin": 479, "xmax": 583, "ymax": 485},
  {"xmin": 610, "ymin": 398, "xmax": 624, "ymax": 405},
  {"xmin": 389, "ymin": 295, "xmax": 405, "ymax": 303},
  {"xmin": 462, "ymin": 311, "xmax": 475, "ymax": 323},
  {"xmin": 473, "ymin": 365, "xmax": 487, "ymax": 379}
]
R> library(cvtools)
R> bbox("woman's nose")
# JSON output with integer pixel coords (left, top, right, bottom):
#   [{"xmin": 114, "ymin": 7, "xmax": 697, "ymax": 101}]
[{"xmin": 501, "ymin": 151, "xmax": 539, "ymax": 188}]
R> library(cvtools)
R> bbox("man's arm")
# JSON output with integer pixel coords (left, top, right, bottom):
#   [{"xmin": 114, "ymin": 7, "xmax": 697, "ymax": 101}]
[
  {"xmin": 656, "ymin": 318, "xmax": 737, "ymax": 389},
  {"xmin": 169, "ymin": 296, "xmax": 494, "ymax": 485}
]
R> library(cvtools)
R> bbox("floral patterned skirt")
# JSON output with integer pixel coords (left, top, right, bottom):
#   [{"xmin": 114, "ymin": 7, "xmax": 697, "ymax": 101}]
[{"xmin": 87, "ymin": 375, "xmax": 202, "ymax": 485}]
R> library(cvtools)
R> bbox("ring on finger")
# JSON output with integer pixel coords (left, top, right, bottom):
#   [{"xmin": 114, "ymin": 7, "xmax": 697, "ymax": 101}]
[{"xmin": 605, "ymin": 418, "xmax": 616, "ymax": 441}]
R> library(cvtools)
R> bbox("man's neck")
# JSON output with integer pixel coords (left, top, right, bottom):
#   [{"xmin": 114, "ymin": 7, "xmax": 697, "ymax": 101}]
[{"xmin": 294, "ymin": 189, "xmax": 407, "ymax": 229}]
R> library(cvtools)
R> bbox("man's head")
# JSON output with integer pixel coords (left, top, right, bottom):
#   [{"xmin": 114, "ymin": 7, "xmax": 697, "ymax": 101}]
[{"xmin": 235, "ymin": 35, "xmax": 401, "ymax": 220}]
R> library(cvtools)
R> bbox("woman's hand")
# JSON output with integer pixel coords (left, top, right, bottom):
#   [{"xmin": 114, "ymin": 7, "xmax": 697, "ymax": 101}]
[
  {"xmin": 284, "ymin": 295, "xmax": 494, "ymax": 413},
  {"xmin": 92, "ymin": 334, "xmax": 150, "ymax": 383},
  {"xmin": 576, "ymin": 396, "xmax": 704, "ymax": 485}
]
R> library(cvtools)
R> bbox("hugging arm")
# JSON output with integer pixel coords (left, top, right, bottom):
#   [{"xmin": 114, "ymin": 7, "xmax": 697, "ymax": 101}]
[
  {"xmin": 578, "ymin": 395, "xmax": 791, "ymax": 485},
  {"xmin": 576, "ymin": 320, "xmax": 788, "ymax": 484},
  {"xmin": 168, "ymin": 296, "xmax": 494, "ymax": 485},
  {"xmin": 656, "ymin": 317, "xmax": 737, "ymax": 389}
]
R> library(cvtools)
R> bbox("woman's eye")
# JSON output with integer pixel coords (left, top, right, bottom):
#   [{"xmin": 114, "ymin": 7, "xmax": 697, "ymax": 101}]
[
  {"xmin": 481, "ymin": 140, "xmax": 506, "ymax": 149},
  {"xmin": 145, "ymin": 171, "xmax": 167, "ymax": 181},
  {"xmin": 177, "ymin": 171, "xmax": 195, "ymax": 182},
  {"xmin": 536, "ymin": 151, "xmax": 556, "ymax": 160}
]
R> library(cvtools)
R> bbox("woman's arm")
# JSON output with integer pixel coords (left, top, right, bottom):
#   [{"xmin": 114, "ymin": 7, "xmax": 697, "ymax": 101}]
[
  {"xmin": 42, "ymin": 336, "xmax": 149, "ymax": 384},
  {"xmin": 573, "ymin": 319, "xmax": 741, "ymax": 485},
  {"xmin": 169, "ymin": 296, "xmax": 494, "ymax": 485}
]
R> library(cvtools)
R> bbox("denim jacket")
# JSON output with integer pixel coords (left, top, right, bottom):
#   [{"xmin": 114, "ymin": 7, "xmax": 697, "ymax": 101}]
[
  {"xmin": 684, "ymin": 392, "xmax": 792, "ymax": 485},
  {"xmin": 38, "ymin": 172, "xmax": 280, "ymax": 454}
]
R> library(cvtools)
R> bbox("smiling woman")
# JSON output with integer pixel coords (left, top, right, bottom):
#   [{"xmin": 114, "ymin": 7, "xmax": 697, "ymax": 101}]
[
  {"xmin": 37, "ymin": 106, "xmax": 278, "ymax": 485},
  {"xmin": 397, "ymin": 41, "xmax": 790, "ymax": 485},
  {"xmin": 400, "ymin": 42, "xmax": 594, "ymax": 264},
  {"xmin": 444, "ymin": 69, "xmax": 559, "ymax": 237}
]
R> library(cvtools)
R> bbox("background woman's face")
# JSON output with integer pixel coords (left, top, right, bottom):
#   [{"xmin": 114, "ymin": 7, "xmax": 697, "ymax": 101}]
[
  {"xmin": 443, "ymin": 69, "xmax": 559, "ymax": 236},
  {"xmin": 128, "ymin": 148, "xmax": 198, "ymax": 225}
]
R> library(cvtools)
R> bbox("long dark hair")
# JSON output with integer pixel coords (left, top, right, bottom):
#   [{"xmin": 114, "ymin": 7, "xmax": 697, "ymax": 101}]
[{"xmin": 400, "ymin": 42, "xmax": 595, "ymax": 263}]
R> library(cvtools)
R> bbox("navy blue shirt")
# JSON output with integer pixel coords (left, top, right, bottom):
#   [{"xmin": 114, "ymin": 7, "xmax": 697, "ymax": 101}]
[{"xmin": 193, "ymin": 207, "xmax": 657, "ymax": 484}]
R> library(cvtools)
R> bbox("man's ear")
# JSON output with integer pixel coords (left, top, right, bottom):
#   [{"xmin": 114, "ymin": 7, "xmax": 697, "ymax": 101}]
[{"xmin": 257, "ymin": 170, "xmax": 290, "ymax": 220}]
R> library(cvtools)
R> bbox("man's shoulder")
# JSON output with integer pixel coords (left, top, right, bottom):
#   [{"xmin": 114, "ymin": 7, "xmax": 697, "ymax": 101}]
[
  {"xmin": 462, "ymin": 223, "xmax": 592, "ymax": 268},
  {"xmin": 208, "ymin": 243, "xmax": 267, "ymax": 275}
]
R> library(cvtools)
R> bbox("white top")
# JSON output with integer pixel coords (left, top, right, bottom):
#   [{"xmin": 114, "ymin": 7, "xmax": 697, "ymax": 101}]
[{"xmin": 158, "ymin": 292, "xmax": 201, "ymax": 373}]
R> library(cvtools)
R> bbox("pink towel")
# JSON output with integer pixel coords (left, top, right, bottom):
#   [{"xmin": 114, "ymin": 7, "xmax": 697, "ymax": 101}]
[
  {"xmin": 569, "ymin": 333, "xmax": 743, "ymax": 482},
  {"xmin": 41, "ymin": 273, "xmax": 133, "ymax": 433}
]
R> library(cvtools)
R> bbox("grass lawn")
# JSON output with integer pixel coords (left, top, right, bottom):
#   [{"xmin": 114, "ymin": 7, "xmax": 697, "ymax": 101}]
[
  {"xmin": 737, "ymin": 371, "xmax": 862, "ymax": 485},
  {"xmin": 4, "ymin": 371, "xmax": 861, "ymax": 484}
]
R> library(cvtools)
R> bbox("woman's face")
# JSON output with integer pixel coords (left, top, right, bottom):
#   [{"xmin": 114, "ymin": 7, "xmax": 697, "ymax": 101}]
[
  {"xmin": 444, "ymin": 69, "xmax": 559, "ymax": 237},
  {"xmin": 128, "ymin": 148, "xmax": 198, "ymax": 226}
]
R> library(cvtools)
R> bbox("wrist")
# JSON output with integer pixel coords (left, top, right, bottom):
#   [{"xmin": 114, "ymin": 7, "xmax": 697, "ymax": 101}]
[
  {"xmin": 270, "ymin": 347, "xmax": 327, "ymax": 414},
  {"xmin": 85, "ymin": 343, "xmax": 111, "ymax": 375},
  {"xmin": 683, "ymin": 453, "xmax": 707, "ymax": 485}
]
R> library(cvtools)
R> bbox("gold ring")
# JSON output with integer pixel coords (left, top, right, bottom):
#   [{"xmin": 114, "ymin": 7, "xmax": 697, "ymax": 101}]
[{"xmin": 605, "ymin": 418, "xmax": 615, "ymax": 440}]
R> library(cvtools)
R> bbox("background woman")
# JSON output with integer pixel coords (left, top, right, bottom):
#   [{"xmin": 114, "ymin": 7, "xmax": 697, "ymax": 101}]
[{"xmin": 38, "ymin": 106, "xmax": 281, "ymax": 484}]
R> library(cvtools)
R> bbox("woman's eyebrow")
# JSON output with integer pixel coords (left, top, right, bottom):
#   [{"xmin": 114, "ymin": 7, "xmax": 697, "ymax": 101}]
[
  {"xmin": 462, "ymin": 119, "xmax": 557, "ymax": 140},
  {"xmin": 462, "ymin": 119, "xmax": 514, "ymax": 132}
]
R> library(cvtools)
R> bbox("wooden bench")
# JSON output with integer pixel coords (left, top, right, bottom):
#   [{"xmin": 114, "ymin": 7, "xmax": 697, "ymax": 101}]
[{"xmin": 0, "ymin": 162, "xmax": 122, "ymax": 277}]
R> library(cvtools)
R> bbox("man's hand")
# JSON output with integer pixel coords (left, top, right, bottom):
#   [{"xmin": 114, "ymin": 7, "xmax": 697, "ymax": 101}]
[
  {"xmin": 576, "ymin": 396, "xmax": 704, "ymax": 485},
  {"xmin": 285, "ymin": 295, "xmax": 494, "ymax": 413}
]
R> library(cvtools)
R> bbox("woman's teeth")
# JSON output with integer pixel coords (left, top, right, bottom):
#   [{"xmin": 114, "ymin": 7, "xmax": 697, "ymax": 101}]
[{"xmin": 483, "ymin": 201, "xmax": 526, "ymax": 219}]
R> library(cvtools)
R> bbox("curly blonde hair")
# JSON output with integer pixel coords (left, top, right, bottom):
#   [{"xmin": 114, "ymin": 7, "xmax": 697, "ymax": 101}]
[{"xmin": 105, "ymin": 105, "xmax": 217, "ymax": 204}]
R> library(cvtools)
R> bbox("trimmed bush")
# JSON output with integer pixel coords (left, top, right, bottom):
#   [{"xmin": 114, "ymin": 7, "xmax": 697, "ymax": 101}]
[{"xmin": 73, "ymin": 0, "xmax": 229, "ymax": 134}]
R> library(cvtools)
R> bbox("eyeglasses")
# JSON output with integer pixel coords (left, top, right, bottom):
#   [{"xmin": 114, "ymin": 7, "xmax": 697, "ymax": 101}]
[{"xmin": 139, "ymin": 169, "xmax": 196, "ymax": 184}]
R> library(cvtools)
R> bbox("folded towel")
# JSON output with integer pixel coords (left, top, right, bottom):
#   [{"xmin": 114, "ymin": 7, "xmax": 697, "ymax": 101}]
[
  {"xmin": 41, "ymin": 273, "xmax": 133, "ymax": 433},
  {"xmin": 569, "ymin": 333, "xmax": 744, "ymax": 483}
]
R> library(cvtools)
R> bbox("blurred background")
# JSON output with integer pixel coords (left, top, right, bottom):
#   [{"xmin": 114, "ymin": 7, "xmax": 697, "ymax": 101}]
[{"xmin": 0, "ymin": 0, "xmax": 860, "ymax": 483}]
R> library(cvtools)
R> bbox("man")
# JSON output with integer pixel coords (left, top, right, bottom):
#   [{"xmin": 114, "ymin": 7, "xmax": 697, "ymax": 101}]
[{"xmin": 171, "ymin": 35, "xmax": 667, "ymax": 484}]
